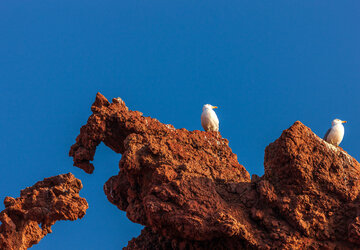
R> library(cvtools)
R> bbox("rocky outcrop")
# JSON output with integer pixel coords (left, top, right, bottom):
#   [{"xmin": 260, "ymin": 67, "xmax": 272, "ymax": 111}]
[
  {"xmin": 0, "ymin": 173, "xmax": 88, "ymax": 250},
  {"xmin": 70, "ymin": 93, "xmax": 360, "ymax": 249}
]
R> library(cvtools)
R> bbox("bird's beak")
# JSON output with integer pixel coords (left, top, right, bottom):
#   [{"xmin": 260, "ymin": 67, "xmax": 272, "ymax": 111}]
[
  {"xmin": 342, "ymin": 121, "xmax": 347, "ymax": 123},
  {"xmin": 212, "ymin": 106, "xmax": 218, "ymax": 109}
]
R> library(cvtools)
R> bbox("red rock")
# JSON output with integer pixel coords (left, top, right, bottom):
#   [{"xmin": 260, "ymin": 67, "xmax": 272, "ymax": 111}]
[
  {"xmin": 70, "ymin": 93, "xmax": 360, "ymax": 249},
  {"xmin": 0, "ymin": 173, "xmax": 88, "ymax": 250}
]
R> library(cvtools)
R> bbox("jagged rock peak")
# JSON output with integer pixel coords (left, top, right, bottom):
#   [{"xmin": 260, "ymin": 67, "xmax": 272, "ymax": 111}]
[
  {"xmin": 70, "ymin": 93, "xmax": 360, "ymax": 249},
  {"xmin": 0, "ymin": 173, "xmax": 88, "ymax": 250}
]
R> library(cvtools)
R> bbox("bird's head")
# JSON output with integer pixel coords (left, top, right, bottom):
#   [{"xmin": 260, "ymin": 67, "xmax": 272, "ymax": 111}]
[
  {"xmin": 332, "ymin": 119, "xmax": 347, "ymax": 126},
  {"xmin": 203, "ymin": 104, "xmax": 218, "ymax": 111}
]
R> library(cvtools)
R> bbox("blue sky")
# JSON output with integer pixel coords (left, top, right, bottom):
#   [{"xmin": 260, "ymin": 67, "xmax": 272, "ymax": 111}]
[{"xmin": 1, "ymin": 1, "xmax": 359, "ymax": 249}]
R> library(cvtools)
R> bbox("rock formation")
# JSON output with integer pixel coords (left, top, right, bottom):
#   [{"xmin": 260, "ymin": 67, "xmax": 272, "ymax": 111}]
[
  {"xmin": 70, "ymin": 93, "xmax": 360, "ymax": 249},
  {"xmin": 0, "ymin": 173, "xmax": 88, "ymax": 250}
]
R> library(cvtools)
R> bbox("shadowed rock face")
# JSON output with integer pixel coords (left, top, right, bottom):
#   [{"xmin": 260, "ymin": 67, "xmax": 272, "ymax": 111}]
[
  {"xmin": 70, "ymin": 93, "xmax": 360, "ymax": 249},
  {"xmin": 0, "ymin": 173, "xmax": 88, "ymax": 250}
]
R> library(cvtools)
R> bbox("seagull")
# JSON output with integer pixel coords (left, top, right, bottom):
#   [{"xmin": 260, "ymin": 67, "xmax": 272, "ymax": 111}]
[
  {"xmin": 323, "ymin": 119, "xmax": 347, "ymax": 146},
  {"xmin": 201, "ymin": 104, "xmax": 219, "ymax": 132}
]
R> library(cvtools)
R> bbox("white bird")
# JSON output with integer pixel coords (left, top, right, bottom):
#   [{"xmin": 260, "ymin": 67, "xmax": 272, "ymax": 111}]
[
  {"xmin": 201, "ymin": 104, "xmax": 219, "ymax": 132},
  {"xmin": 323, "ymin": 119, "xmax": 347, "ymax": 146}
]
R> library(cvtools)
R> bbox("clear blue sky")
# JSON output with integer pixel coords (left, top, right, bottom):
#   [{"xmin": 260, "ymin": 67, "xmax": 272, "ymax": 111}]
[{"xmin": 1, "ymin": 1, "xmax": 359, "ymax": 249}]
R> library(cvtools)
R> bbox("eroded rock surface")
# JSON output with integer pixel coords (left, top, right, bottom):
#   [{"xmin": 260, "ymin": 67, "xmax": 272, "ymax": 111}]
[
  {"xmin": 0, "ymin": 173, "xmax": 88, "ymax": 250},
  {"xmin": 70, "ymin": 93, "xmax": 360, "ymax": 249}
]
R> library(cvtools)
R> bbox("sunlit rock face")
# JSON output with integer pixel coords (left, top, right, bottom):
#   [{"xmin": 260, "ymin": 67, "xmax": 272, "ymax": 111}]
[
  {"xmin": 70, "ymin": 93, "xmax": 360, "ymax": 249},
  {"xmin": 0, "ymin": 173, "xmax": 88, "ymax": 250}
]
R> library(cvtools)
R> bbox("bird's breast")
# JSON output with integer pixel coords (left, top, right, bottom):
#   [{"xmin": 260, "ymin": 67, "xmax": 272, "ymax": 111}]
[{"xmin": 328, "ymin": 125, "xmax": 344, "ymax": 144}]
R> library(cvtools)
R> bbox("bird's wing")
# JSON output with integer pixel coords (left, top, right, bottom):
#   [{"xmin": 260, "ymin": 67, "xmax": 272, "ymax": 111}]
[{"xmin": 323, "ymin": 128, "xmax": 331, "ymax": 140}]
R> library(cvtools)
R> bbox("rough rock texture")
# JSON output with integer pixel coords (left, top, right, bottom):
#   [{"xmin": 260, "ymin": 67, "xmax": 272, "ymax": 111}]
[
  {"xmin": 70, "ymin": 93, "xmax": 360, "ymax": 249},
  {"xmin": 0, "ymin": 173, "xmax": 88, "ymax": 250}
]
